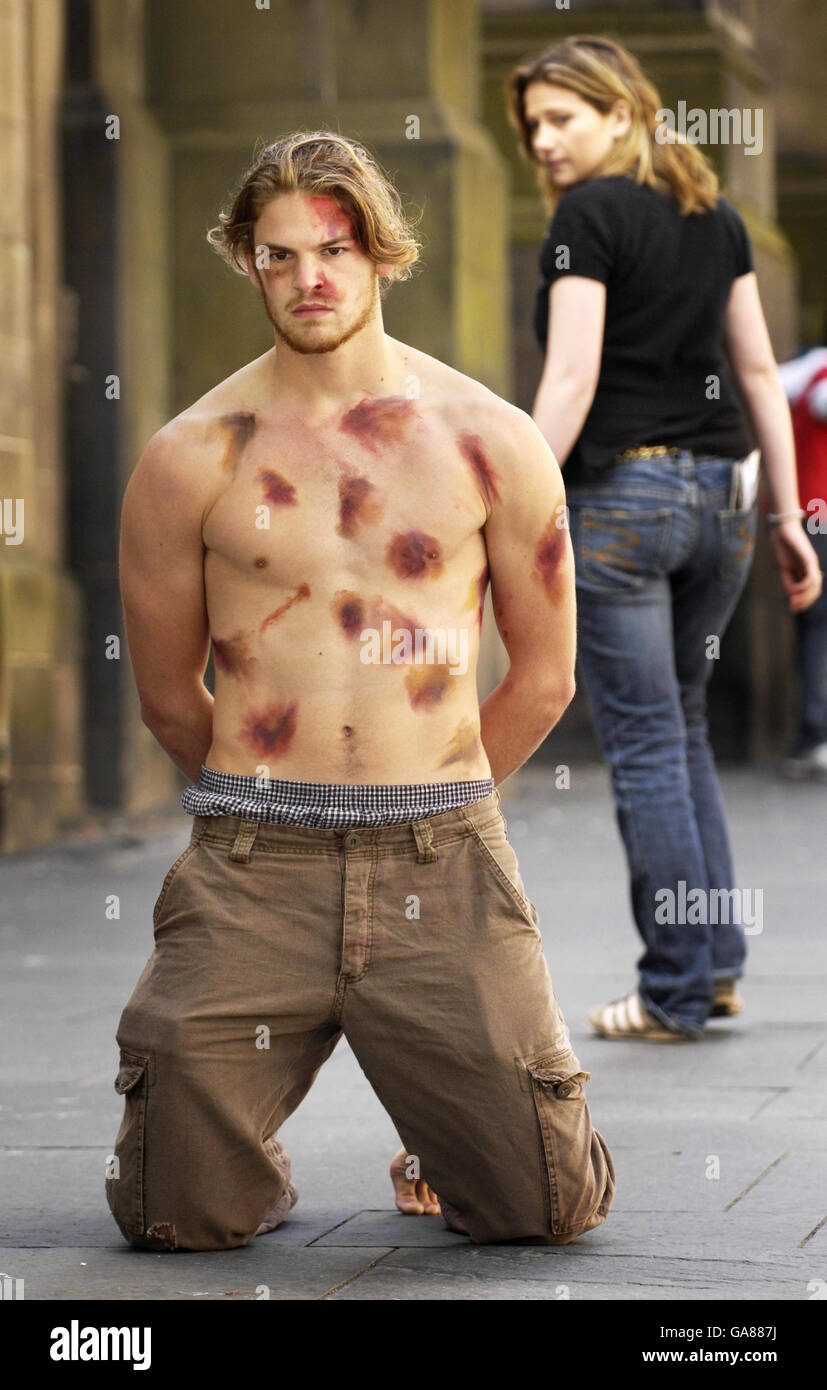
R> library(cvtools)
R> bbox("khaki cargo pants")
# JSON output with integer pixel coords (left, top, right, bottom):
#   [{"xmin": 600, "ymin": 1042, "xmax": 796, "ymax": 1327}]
[{"xmin": 106, "ymin": 790, "xmax": 615, "ymax": 1251}]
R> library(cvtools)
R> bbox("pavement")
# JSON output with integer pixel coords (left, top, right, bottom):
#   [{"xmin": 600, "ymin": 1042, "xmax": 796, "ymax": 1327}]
[{"xmin": 1, "ymin": 763, "xmax": 825, "ymax": 1302}]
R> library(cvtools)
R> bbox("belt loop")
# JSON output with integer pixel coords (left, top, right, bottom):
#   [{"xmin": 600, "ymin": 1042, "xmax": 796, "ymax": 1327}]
[
  {"xmin": 494, "ymin": 788, "xmax": 502, "ymax": 811},
  {"xmin": 412, "ymin": 818, "xmax": 438, "ymax": 864},
  {"xmin": 229, "ymin": 818, "xmax": 261, "ymax": 863}
]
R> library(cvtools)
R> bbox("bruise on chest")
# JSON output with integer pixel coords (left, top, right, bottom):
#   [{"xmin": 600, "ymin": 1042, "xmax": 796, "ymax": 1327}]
[{"xmin": 204, "ymin": 413, "xmax": 486, "ymax": 583}]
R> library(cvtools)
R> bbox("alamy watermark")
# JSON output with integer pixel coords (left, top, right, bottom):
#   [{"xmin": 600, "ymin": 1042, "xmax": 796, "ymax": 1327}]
[
  {"xmin": 655, "ymin": 103, "xmax": 763, "ymax": 155},
  {"xmin": 655, "ymin": 880, "xmax": 763, "ymax": 934},
  {"xmin": 360, "ymin": 622, "xmax": 468, "ymax": 675}
]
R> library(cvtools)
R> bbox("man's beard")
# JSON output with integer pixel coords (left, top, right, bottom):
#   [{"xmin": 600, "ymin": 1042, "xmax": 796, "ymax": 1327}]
[{"xmin": 260, "ymin": 279, "xmax": 379, "ymax": 356}]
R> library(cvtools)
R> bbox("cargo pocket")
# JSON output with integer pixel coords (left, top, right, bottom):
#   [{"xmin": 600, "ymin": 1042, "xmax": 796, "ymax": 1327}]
[
  {"xmin": 525, "ymin": 1053, "xmax": 616, "ymax": 1237},
  {"xmin": 106, "ymin": 1049, "xmax": 150, "ymax": 1238},
  {"xmin": 152, "ymin": 841, "xmax": 198, "ymax": 930}
]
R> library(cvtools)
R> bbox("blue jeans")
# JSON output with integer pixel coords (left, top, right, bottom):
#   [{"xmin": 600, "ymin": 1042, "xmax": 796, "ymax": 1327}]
[{"xmin": 566, "ymin": 454, "xmax": 757, "ymax": 1037}]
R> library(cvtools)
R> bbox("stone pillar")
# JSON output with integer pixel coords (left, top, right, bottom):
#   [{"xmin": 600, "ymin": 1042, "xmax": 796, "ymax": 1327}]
[
  {"xmin": 94, "ymin": 0, "xmax": 178, "ymax": 814},
  {"xmin": 0, "ymin": 0, "xmax": 84, "ymax": 851}
]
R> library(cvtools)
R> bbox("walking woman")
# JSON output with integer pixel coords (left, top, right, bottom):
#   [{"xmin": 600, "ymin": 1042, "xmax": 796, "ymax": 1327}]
[{"xmin": 506, "ymin": 35, "xmax": 822, "ymax": 1040}]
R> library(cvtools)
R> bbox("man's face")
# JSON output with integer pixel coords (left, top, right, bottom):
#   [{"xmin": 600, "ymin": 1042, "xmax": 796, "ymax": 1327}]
[{"xmin": 246, "ymin": 191, "xmax": 383, "ymax": 354}]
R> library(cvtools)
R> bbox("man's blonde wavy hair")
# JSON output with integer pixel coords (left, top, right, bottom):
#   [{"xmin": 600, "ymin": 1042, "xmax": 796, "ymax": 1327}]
[{"xmin": 207, "ymin": 131, "xmax": 421, "ymax": 284}]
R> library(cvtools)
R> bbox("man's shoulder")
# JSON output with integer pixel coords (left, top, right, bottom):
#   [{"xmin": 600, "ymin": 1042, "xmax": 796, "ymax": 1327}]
[
  {"xmin": 396, "ymin": 340, "xmax": 536, "ymax": 440},
  {"xmin": 137, "ymin": 352, "xmax": 273, "ymax": 472}
]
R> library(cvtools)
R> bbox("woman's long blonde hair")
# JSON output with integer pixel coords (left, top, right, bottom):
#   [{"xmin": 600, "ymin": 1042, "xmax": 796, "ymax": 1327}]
[{"xmin": 506, "ymin": 34, "xmax": 719, "ymax": 216}]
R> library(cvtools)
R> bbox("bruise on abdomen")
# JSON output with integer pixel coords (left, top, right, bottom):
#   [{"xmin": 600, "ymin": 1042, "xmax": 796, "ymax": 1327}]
[
  {"xmin": 240, "ymin": 701, "xmax": 298, "ymax": 756},
  {"xmin": 337, "ymin": 470, "xmax": 383, "ymax": 537},
  {"xmin": 533, "ymin": 521, "xmax": 568, "ymax": 604},
  {"xmin": 405, "ymin": 662, "xmax": 454, "ymax": 709},
  {"xmin": 369, "ymin": 598, "xmax": 420, "ymax": 641},
  {"xmin": 260, "ymin": 583, "xmax": 311, "ymax": 631},
  {"xmin": 220, "ymin": 412, "xmax": 256, "ymax": 473},
  {"xmin": 211, "ymin": 630, "xmax": 257, "ymax": 678},
  {"xmin": 339, "ymin": 396, "xmax": 416, "ymax": 454},
  {"xmin": 438, "ymin": 717, "xmax": 481, "ymax": 768},
  {"xmin": 258, "ymin": 469, "xmax": 297, "ymax": 506},
  {"xmin": 332, "ymin": 590, "xmax": 366, "ymax": 639},
  {"xmin": 386, "ymin": 530, "xmax": 444, "ymax": 580},
  {"xmin": 457, "ymin": 431, "xmax": 501, "ymax": 509}
]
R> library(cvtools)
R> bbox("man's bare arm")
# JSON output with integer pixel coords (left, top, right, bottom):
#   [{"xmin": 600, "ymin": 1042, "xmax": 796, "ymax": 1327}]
[
  {"xmin": 119, "ymin": 422, "xmax": 215, "ymax": 782},
  {"xmin": 479, "ymin": 409, "xmax": 576, "ymax": 785}
]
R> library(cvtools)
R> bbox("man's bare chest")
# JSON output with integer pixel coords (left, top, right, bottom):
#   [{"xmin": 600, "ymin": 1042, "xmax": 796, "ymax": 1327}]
[{"xmin": 201, "ymin": 402, "xmax": 492, "ymax": 585}]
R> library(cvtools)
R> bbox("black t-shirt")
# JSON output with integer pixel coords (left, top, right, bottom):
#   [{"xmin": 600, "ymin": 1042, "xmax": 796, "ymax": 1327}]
[{"xmin": 533, "ymin": 174, "xmax": 754, "ymax": 480}]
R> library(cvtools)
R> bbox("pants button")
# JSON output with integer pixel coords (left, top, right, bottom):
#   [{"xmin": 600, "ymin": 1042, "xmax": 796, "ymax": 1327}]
[{"xmin": 343, "ymin": 832, "xmax": 360, "ymax": 849}]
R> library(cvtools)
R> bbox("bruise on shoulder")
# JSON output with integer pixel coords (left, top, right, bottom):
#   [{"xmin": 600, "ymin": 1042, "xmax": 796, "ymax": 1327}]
[
  {"xmin": 533, "ymin": 517, "xmax": 569, "ymax": 606},
  {"xmin": 212, "ymin": 630, "xmax": 258, "ymax": 678},
  {"xmin": 240, "ymin": 701, "xmax": 298, "ymax": 757},
  {"xmin": 259, "ymin": 583, "xmax": 311, "ymax": 632},
  {"xmin": 386, "ymin": 530, "xmax": 444, "ymax": 580},
  {"xmin": 457, "ymin": 431, "xmax": 502, "ymax": 510},
  {"xmin": 219, "ymin": 411, "xmax": 257, "ymax": 473},
  {"xmin": 438, "ymin": 717, "xmax": 482, "ymax": 768},
  {"xmin": 336, "ymin": 469, "xmax": 384, "ymax": 537},
  {"xmin": 405, "ymin": 661, "xmax": 454, "ymax": 710},
  {"xmin": 339, "ymin": 396, "xmax": 416, "ymax": 455},
  {"xmin": 332, "ymin": 590, "xmax": 366, "ymax": 639},
  {"xmin": 258, "ymin": 469, "xmax": 298, "ymax": 507}
]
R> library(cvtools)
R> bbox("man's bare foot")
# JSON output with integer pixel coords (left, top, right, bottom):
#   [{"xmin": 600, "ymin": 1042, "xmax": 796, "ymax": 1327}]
[
  {"xmin": 390, "ymin": 1146, "xmax": 441, "ymax": 1216},
  {"xmin": 255, "ymin": 1134, "xmax": 299, "ymax": 1236}
]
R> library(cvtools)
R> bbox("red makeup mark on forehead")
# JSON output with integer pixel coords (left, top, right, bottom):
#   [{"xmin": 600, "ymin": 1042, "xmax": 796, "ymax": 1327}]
[
  {"xmin": 211, "ymin": 631, "xmax": 257, "ymax": 679},
  {"xmin": 405, "ymin": 662, "xmax": 454, "ymax": 710},
  {"xmin": 307, "ymin": 195, "xmax": 354, "ymax": 241},
  {"xmin": 386, "ymin": 531, "xmax": 444, "ymax": 580},
  {"xmin": 332, "ymin": 590, "xmax": 366, "ymax": 639},
  {"xmin": 458, "ymin": 431, "xmax": 501, "ymax": 509},
  {"xmin": 220, "ymin": 412, "xmax": 257, "ymax": 472},
  {"xmin": 438, "ymin": 718, "xmax": 481, "ymax": 768},
  {"xmin": 339, "ymin": 397, "xmax": 416, "ymax": 454},
  {"xmin": 240, "ymin": 701, "xmax": 298, "ymax": 757},
  {"xmin": 260, "ymin": 583, "xmax": 311, "ymax": 632},
  {"xmin": 258, "ymin": 470, "xmax": 297, "ymax": 506},
  {"xmin": 337, "ymin": 471, "xmax": 384, "ymax": 537},
  {"xmin": 533, "ymin": 522, "xmax": 568, "ymax": 605}
]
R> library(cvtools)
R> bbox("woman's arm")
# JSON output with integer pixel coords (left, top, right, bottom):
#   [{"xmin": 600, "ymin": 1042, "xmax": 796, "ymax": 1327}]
[
  {"xmin": 531, "ymin": 276, "xmax": 606, "ymax": 465},
  {"xmin": 724, "ymin": 273, "xmax": 822, "ymax": 613}
]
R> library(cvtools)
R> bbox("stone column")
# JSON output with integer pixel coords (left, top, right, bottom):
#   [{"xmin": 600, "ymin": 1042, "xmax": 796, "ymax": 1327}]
[{"xmin": 0, "ymin": 0, "xmax": 84, "ymax": 851}]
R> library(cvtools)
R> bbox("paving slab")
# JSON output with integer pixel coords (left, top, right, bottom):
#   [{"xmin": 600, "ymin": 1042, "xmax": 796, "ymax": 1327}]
[{"xmin": 0, "ymin": 1244, "xmax": 393, "ymax": 1300}]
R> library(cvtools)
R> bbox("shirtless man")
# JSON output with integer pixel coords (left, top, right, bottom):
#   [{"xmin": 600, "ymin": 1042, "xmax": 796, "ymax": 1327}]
[{"xmin": 107, "ymin": 131, "xmax": 615, "ymax": 1251}]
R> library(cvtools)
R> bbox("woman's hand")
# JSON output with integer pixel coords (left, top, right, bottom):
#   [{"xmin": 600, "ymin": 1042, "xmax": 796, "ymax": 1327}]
[{"xmin": 768, "ymin": 519, "xmax": 823, "ymax": 612}]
